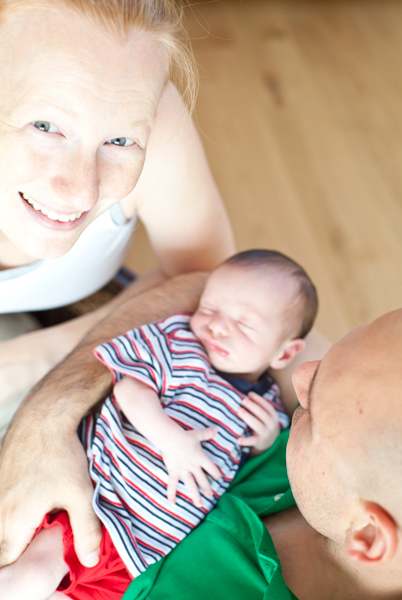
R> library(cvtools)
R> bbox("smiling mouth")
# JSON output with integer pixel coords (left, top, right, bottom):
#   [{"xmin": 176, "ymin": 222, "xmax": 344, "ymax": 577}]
[{"xmin": 19, "ymin": 192, "xmax": 84, "ymax": 223}]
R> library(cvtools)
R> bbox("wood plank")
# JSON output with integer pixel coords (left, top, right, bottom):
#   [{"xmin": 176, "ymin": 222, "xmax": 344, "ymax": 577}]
[{"xmin": 126, "ymin": 0, "xmax": 402, "ymax": 341}]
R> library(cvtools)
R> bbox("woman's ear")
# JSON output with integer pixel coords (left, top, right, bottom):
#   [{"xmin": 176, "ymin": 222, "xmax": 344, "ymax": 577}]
[
  {"xmin": 345, "ymin": 502, "xmax": 398, "ymax": 566},
  {"xmin": 269, "ymin": 339, "xmax": 306, "ymax": 370}
]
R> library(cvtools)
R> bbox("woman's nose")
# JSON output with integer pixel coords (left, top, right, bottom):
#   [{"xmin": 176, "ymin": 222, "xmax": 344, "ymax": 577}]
[{"xmin": 50, "ymin": 150, "xmax": 99, "ymax": 211}]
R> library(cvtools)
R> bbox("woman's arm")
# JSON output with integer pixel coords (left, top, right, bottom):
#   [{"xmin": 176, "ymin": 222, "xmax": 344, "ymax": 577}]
[
  {"xmin": 0, "ymin": 272, "xmax": 207, "ymax": 569},
  {"xmin": 123, "ymin": 82, "xmax": 236, "ymax": 275}
]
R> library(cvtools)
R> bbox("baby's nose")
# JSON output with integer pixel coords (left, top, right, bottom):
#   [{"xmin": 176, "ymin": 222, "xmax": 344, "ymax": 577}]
[{"xmin": 208, "ymin": 316, "xmax": 229, "ymax": 336}]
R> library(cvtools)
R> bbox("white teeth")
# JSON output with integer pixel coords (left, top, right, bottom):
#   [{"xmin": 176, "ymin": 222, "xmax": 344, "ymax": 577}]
[{"xmin": 21, "ymin": 193, "xmax": 83, "ymax": 222}]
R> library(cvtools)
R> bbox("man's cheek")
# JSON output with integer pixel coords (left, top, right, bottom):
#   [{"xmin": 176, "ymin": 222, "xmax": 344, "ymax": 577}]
[{"xmin": 287, "ymin": 424, "xmax": 314, "ymax": 487}]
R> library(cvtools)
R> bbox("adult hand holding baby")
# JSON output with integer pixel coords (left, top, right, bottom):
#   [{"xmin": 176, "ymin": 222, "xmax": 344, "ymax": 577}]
[
  {"xmin": 0, "ymin": 402, "xmax": 102, "ymax": 569},
  {"xmin": 0, "ymin": 274, "xmax": 207, "ymax": 572}
]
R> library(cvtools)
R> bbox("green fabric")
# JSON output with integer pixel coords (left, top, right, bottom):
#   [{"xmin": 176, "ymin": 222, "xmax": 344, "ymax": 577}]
[{"xmin": 122, "ymin": 429, "xmax": 299, "ymax": 600}]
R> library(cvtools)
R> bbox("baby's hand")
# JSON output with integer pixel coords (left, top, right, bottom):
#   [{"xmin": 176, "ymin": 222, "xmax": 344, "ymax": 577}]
[
  {"xmin": 237, "ymin": 392, "xmax": 281, "ymax": 456},
  {"xmin": 160, "ymin": 427, "xmax": 221, "ymax": 508}
]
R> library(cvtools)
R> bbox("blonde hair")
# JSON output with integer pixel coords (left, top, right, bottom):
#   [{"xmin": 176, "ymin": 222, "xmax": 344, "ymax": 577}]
[{"xmin": 0, "ymin": 0, "xmax": 198, "ymax": 111}]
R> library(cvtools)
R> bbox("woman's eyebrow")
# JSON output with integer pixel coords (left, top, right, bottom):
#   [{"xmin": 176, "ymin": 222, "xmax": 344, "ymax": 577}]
[
  {"xmin": 127, "ymin": 119, "xmax": 153, "ymax": 131},
  {"xmin": 11, "ymin": 101, "xmax": 77, "ymax": 123}
]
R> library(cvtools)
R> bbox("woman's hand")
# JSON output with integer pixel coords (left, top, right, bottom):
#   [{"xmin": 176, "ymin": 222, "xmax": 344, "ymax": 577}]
[
  {"xmin": 0, "ymin": 307, "xmax": 114, "ymax": 409},
  {"xmin": 0, "ymin": 332, "xmax": 52, "ymax": 408},
  {"xmin": 237, "ymin": 392, "xmax": 281, "ymax": 456}
]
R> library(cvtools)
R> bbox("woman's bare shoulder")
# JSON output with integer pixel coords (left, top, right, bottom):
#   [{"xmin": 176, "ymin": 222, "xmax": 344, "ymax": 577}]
[
  {"xmin": 151, "ymin": 82, "xmax": 189, "ymax": 135},
  {"xmin": 120, "ymin": 83, "xmax": 234, "ymax": 274},
  {"xmin": 139, "ymin": 82, "xmax": 201, "ymax": 178}
]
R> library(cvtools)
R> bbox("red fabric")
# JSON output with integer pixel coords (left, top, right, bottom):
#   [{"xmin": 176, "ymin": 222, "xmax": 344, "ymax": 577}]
[{"xmin": 37, "ymin": 511, "xmax": 132, "ymax": 600}]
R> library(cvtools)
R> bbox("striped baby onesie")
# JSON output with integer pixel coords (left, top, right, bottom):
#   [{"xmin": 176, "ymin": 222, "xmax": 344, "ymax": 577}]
[{"xmin": 79, "ymin": 313, "xmax": 289, "ymax": 579}]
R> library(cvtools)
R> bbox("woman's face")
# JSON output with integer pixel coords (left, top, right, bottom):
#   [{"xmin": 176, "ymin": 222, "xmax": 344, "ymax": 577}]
[{"xmin": 0, "ymin": 5, "xmax": 167, "ymax": 259}]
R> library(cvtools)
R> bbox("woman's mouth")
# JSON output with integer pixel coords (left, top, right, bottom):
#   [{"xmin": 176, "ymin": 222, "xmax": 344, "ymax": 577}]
[
  {"xmin": 20, "ymin": 192, "xmax": 84, "ymax": 222},
  {"xmin": 19, "ymin": 192, "xmax": 89, "ymax": 231}
]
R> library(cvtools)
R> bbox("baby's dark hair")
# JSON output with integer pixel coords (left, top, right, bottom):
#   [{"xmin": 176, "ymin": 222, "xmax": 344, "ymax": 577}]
[{"xmin": 223, "ymin": 249, "xmax": 318, "ymax": 339}]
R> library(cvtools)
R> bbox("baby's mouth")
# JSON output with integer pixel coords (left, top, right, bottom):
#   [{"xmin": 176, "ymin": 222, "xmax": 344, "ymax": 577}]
[
  {"xmin": 19, "ymin": 192, "xmax": 83, "ymax": 223},
  {"xmin": 202, "ymin": 336, "xmax": 229, "ymax": 357}
]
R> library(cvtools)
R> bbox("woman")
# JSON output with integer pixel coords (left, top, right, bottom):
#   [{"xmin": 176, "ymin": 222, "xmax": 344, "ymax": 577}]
[
  {"xmin": 0, "ymin": 0, "xmax": 234, "ymax": 413},
  {"xmin": 0, "ymin": 0, "xmax": 330, "ymax": 594}
]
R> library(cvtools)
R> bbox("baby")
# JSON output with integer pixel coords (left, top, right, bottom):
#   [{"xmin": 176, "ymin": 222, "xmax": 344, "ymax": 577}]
[{"xmin": 0, "ymin": 249, "xmax": 318, "ymax": 600}]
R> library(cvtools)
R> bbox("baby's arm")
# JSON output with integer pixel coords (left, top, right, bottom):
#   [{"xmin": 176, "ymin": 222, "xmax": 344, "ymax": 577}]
[
  {"xmin": 114, "ymin": 377, "xmax": 221, "ymax": 507},
  {"xmin": 0, "ymin": 524, "xmax": 67, "ymax": 600},
  {"xmin": 237, "ymin": 392, "xmax": 281, "ymax": 457}
]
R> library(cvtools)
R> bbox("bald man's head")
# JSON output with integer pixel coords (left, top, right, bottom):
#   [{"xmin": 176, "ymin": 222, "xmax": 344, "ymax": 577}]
[{"xmin": 287, "ymin": 310, "xmax": 402, "ymax": 576}]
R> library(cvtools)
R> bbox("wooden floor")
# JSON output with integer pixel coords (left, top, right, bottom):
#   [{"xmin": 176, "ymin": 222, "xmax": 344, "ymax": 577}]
[{"xmin": 125, "ymin": 0, "xmax": 402, "ymax": 342}]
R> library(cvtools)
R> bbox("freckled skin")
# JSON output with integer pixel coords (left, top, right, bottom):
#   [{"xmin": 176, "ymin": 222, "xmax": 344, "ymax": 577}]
[{"xmin": 0, "ymin": 5, "xmax": 167, "ymax": 259}]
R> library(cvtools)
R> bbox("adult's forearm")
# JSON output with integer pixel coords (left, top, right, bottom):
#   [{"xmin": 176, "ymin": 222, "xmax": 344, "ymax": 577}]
[
  {"xmin": 10, "ymin": 272, "xmax": 207, "ymax": 432},
  {"xmin": 40, "ymin": 269, "xmax": 168, "ymax": 373}
]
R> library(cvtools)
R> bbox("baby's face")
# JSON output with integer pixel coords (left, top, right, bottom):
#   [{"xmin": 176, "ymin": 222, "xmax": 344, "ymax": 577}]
[{"xmin": 190, "ymin": 266, "xmax": 293, "ymax": 382}]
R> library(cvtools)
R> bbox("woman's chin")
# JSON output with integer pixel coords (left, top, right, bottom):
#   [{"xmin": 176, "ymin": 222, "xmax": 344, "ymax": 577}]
[{"xmin": 9, "ymin": 232, "xmax": 78, "ymax": 261}]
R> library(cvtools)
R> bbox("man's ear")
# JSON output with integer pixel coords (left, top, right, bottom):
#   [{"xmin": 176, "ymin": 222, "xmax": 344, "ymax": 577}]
[
  {"xmin": 270, "ymin": 339, "xmax": 306, "ymax": 370},
  {"xmin": 345, "ymin": 502, "xmax": 398, "ymax": 566}
]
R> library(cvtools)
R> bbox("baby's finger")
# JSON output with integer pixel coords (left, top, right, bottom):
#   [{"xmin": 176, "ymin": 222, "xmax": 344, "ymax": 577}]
[
  {"xmin": 200, "ymin": 455, "xmax": 221, "ymax": 481},
  {"xmin": 237, "ymin": 435, "xmax": 259, "ymax": 447},
  {"xmin": 242, "ymin": 397, "xmax": 274, "ymax": 424},
  {"xmin": 249, "ymin": 393, "xmax": 280, "ymax": 419},
  {"xmin": 182, "ymin": 472, "xmax": 203, "ymax": 508},
  {"xmin": 248, "ymin": 391, "xmax": 270, "ymax": 405},
  {"xmin": 193, "ymin": 468, "xmax": 214, "ymax": 498},
  {"xmin": 238, "ymin": 407, "xmax": 266, "ymax": 434},
  {"xmin": 167, "ymin": 473, "xmax": 180, "ymax": 504},
  {"xmin": 195, "ymin": 427, "xmax": 218, "ymax": 443}
]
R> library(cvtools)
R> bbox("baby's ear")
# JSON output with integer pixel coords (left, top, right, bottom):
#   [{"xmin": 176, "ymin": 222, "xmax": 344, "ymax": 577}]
[{"xmin": 269, "ymin": 339, "xmax": 306, "ymax": 370}]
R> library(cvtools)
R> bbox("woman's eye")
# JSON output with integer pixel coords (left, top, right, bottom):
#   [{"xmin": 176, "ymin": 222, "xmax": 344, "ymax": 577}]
[
  {"xmin": 33, "ymin": 121, "xmax": 59, "ymax": 133},
  {"xmin": 106, "ymin": 137, "xmax": 135, "ymax": 147}
]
